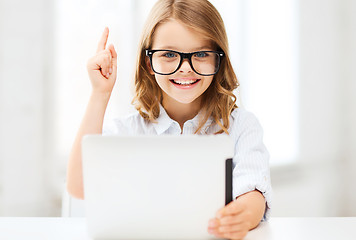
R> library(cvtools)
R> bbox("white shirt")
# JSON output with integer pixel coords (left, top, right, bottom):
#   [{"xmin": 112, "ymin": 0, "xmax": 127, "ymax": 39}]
[{"xmin": 103, "ymin": 105, "xmax": 272, "ymax": 221}]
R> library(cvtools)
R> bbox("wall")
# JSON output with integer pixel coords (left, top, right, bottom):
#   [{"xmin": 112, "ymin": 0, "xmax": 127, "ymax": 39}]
[
  {"xmin": 0, "ymin": 0, "xmax": 58, "ymax": 216},
  {"xmin": 271, "ymin": 0, "xmax": 356, "ymax": 217},
  {"xmin": 343, "ymin": 0, "xmax": 356, "ymax": 216}
]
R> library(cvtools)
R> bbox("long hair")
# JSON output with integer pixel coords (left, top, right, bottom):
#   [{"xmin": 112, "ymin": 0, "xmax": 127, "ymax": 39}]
[{"xmin": 132, "ymin": 0, "xmax": 239, "ymax": 134}]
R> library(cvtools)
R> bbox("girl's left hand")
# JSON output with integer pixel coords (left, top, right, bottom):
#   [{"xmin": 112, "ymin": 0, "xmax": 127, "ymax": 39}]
[{"xmin": 207, "ymin": 199, "xmax": 252, "ymax": 240}]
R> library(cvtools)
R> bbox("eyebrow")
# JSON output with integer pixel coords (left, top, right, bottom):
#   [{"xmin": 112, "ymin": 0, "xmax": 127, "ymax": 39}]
[{"xmin": 155, "ymin": 46, "xmax": 213, "ymax": 51}]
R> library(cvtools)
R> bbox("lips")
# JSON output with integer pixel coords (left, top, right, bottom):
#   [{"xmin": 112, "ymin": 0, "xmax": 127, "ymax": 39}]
[{"xmin": 169, "ymin": 78, "xmax": 201, "ymax": 86}]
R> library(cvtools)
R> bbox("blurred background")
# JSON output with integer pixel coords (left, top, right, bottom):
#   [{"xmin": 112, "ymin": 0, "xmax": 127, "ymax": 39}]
[{"xmin": 0, "ymin": 0, "xmax": 355, "ymax": 217}]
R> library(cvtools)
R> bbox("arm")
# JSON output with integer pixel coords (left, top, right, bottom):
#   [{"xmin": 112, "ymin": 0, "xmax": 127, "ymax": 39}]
[
  {"xmin": 208, "ymin": 190, "xmax": 266, "ymax": 240},
  {"xmin": 233, "ymin": 190, "xmax": 266, "ymax": 230},
  {"xmin": 66, "ymin": 92, "xmax": 111, "ymax": 199},
  {"xmin": 66, "ymin": 27, "xmax": 117, "ymax": 199},
  {"xmin": 207, "ymin": 110, "xmax": 271, "ymax": 239}
]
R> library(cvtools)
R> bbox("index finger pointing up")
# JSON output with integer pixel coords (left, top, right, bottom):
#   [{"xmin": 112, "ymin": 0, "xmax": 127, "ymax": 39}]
[{"xmin": 96, "ymin": 27, "xmax": 109, "ymax": 53}]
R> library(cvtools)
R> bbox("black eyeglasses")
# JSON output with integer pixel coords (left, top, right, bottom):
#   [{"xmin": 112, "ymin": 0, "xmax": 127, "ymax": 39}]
[{"xmin": 146, "ymin": 49, "xmax": 224, "ymax": 76}]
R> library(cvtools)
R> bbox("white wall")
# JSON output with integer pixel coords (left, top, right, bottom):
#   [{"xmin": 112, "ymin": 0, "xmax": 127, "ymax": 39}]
[
  {"xmin": 343, "ymin": 0, "xmax": 356, "ymax": 216},
  {"xmin": 0, "ymin": 0, "xmax": 59, "ymax": 216},
  {"xmin": 271, "ymin": 0, "xmax": 356, "ymax": 217}
]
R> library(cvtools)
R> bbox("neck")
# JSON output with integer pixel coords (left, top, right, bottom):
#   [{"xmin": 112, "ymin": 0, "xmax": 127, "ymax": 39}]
[{"xmin": 162, "ymin": 96, "xmax": 202, "ymax": 130}]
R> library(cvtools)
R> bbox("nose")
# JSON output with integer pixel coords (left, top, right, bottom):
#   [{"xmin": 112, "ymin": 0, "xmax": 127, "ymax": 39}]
[{"xmin": 178, "ymin": 59, "xmax": 193, "ymax": 73}]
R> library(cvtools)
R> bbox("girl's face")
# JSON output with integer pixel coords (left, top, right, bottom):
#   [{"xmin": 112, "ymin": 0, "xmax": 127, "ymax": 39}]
[{"xmin": 149, "ymin": 19, "xmax": 215, "ymax": 107}]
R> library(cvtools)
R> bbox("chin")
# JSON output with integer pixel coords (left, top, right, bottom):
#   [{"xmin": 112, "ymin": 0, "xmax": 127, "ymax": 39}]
[{"xmin": 172, "ymin": 96, "xmax": 200, "ymax": 105}]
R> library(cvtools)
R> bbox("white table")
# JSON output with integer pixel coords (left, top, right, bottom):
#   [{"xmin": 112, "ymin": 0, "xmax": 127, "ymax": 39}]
[
  {"xmin": 245, "ymin": 217, "xmax": 356, "ymax": 240},
  {"xmin": 0, "ymin": 217, "xmax": 355, "ymax": 240}
]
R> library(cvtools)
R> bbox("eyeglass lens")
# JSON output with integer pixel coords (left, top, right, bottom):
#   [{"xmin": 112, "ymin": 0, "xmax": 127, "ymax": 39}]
[{"xmin": 151, "ymin": 51, "xmax": 220, "ymax": 75}]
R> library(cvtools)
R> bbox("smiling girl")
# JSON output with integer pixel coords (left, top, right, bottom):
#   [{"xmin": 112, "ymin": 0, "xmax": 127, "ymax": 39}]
[{"xmin": 67, "ymin": 0, "xmax": 272, "ymax": 239}]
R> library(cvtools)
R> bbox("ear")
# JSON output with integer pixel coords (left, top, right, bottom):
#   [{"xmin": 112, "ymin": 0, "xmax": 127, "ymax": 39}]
[{"xmin": 145, "ymin": 56, "xmax": 155, "ymax": 75}]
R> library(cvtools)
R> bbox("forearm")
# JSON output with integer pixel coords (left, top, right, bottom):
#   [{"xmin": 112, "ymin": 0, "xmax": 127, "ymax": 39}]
[
  {"xmin": 235, "ymin": 190, "xmax": 266, "ymax": 230},
  {"xmin": 66, "ymin": 91, "xmax": 111, "ymax": 199}
]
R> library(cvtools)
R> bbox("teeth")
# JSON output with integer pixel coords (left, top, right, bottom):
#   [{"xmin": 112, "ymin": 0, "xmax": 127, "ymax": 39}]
[{"xmin": 172, "ymin": 79, "xmax": 198, "ymax": 85}]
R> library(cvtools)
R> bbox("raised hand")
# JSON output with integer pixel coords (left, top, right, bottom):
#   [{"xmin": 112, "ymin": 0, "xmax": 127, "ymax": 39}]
[{"xmin": 87, "ymin": 27, "xmax": 118, "ymax": 95}]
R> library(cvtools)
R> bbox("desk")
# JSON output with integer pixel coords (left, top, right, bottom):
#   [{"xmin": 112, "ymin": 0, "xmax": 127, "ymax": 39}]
[
  {"xmin": 0, "ymin": 217, "xmax": 355, "ymax": 240},
  {"xmin": 246, "ymin": 217, "xmax": 356, "ymax": 240}
]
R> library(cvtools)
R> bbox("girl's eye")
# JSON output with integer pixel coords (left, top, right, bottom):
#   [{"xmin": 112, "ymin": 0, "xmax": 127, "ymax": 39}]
[
  {"xmin": 194, "ymin": 52, "xmax": 208, "ymax": 58},
  {"xmin": 162, "ymin": 52, "xmax": 177, "ymax": 58}
]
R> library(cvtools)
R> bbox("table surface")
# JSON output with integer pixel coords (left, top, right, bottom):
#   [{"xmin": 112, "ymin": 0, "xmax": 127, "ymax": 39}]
[{"xmin": 0, "ymin": 217, "xmax": 355, "ymax": 240}]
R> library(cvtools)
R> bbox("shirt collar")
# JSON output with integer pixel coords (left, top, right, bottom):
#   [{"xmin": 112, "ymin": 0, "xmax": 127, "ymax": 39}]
[
  {"xmin": 153, "ymin": 105, "xmax": 177, "ymax": 135},
  {"xmin": 153, "ymin": 104, "xmax": 214, "ymax": 135}
]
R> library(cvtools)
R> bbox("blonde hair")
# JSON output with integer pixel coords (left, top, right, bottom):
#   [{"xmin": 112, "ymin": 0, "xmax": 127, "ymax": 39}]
[{"xmin": 132, "ymin": 0, "xmax": 239, "ymax": 134}]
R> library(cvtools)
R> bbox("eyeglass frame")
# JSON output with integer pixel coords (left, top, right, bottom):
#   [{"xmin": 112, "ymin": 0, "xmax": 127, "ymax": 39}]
[{"xmin": 145, "ymin": 49, "xmax": 225, "ymax": 76}]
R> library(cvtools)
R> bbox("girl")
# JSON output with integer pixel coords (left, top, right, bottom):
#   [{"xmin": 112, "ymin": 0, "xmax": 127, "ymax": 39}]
[{"xmin": 67, "ymin": 0, "xmax": 272, "ymax": 239}]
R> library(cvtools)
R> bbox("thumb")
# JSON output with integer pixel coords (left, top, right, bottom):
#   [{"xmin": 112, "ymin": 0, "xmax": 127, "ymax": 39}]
[{"xmin": 108, "ymin": 44, "xmax": 117, "ymax": 67}]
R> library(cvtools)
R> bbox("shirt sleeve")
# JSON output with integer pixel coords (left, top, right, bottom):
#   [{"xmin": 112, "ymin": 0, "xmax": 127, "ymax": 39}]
[
  {"xmin": 102, "ymin": 113, "xmax": 150, "ymax": 136},
  {"xmin": 230, "ymin": 109, "xmax": 272, "ymax": 221},
  {"xmin": 102, "ymin": 118, "xmax": 127, "ymax": 136}
]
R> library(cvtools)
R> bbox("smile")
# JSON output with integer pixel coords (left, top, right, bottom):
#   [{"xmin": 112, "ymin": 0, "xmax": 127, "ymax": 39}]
[{"xmin": 169, "ymin": 79, "xmax": 201, "ymax": 86}]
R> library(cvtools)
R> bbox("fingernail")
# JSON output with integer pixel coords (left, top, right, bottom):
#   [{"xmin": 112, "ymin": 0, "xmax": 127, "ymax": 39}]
[
  {"xmin": 106, "ymin": 73, "xmax": 110, "ymax": 78},
  {"xmin": 208, "ymin": 220, "xmax": 216, "ymax": 227},
  {"xmin": 109, "ymin": 68, "xmax": 113, "ymax": 74}
]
